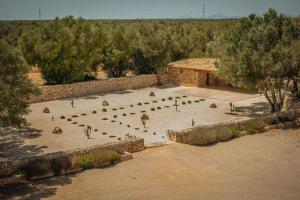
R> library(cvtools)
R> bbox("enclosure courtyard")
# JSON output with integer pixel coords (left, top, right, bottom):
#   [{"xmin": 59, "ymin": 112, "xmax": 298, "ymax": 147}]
[{"xmin": 0, "ymin": 85, "xmax": 269, "ymax": 158}]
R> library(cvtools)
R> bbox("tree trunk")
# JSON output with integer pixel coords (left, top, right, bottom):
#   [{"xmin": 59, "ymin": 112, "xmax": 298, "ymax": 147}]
[
  {"xmin": 266, "ymin": 78, "xmax": 280, "ymax": 112},
  {"xmin": 293, "ymin": 77, "xmax": 298, "ymax": 94}
]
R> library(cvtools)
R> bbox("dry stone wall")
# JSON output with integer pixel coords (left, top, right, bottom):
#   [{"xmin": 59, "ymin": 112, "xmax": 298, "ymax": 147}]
[
  {"xmin": 167, "ymin": 110, "xmax": 298, "ymax": 144},
  {"xmin": 0, "ymin": 138, "xmax": 144, "ymax": 177},
  {"xmin": 30, "ymin": 74, "xmax": 169, "ymax": 103}
]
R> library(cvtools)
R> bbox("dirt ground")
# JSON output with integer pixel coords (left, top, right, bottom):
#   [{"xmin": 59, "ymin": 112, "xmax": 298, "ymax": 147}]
[
  {"xmin": 13, "ymin": 86, "xmax": 267, "ymax": 155},
  {"xmin": 2, "ymin": 128, "xmax": 300, "ymax": 200}
]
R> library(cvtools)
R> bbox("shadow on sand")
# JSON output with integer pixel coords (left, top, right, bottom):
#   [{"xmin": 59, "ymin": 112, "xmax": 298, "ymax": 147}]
[
  {"xmin": 233, "ymin": 102, "xmax": 271, "ymax": 118},
  {"xmin": 0, "ymin": 174, "xmax": 76, "ymax": 200},
  {"xmin": 0, "ymin": 128, "xmax": 47, "ymax": 161}
]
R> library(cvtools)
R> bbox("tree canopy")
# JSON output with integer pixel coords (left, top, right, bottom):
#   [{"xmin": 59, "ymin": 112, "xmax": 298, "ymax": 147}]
[
  {"xmin": 0, "ymin": 39, "xmax": 39, "ymax": 127},
  {"xmin": 216, "ymin": 9, "xmax": 299, "ymax": 112}
]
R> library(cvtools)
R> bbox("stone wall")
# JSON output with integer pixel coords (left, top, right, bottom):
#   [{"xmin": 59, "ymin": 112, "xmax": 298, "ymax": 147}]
[
  {"xmin": 168, "ymin": 67, "xmax": 227, "ymax": 87},
  {"xmin": 167, "ymin": 110, "xmax": 298, "ymax": 144},
  {"xmin": 30, "ymin": 74, "xmax": 169, "ymax": 103},
  {"xmin": 0, "ymin": 138, "xmax": 144, "ymax": 177}
]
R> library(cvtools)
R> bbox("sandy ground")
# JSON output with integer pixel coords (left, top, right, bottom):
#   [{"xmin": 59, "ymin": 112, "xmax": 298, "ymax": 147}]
[
  {"xmin": 2, "ymin": 128, "xmax": 300, "ymax": 200},
  {"xmin": 18, "ymin": 86, "xmax": 268, "ymax": 154}
]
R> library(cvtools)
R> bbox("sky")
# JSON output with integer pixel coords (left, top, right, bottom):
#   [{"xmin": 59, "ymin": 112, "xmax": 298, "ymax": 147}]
[{"xmin": 0, "ymin": 0, "xmax": 299, "ymax": 20}]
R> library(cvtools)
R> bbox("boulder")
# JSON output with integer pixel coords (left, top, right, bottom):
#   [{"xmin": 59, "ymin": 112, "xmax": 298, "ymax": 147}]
[
  {"xmin": 209, "ymin": 103, "xmax": 217, "ymax": 108},
  {"xmin": 43, "ymin": 107, "xmax": 50, "ymax": 113},
  {"xmin": 102, "ymin": 100, "xmax": 109, "ymax": 106},
  {"xmin": 52, "ymin": 127, "xmax": 62, "ymax": 134}
]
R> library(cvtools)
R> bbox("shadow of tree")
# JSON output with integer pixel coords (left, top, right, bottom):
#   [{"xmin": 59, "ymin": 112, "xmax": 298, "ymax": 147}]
[
  {"xmin": 0, "ymin": 128, "xmax": 47, "ymax": 161},
  {"xmin": 0, "ymin": 174, "xmax": 76, "ymax": 200},
  {"xmin": 233, "ymin": 102, "xmax": 271, "ymax": 118}
]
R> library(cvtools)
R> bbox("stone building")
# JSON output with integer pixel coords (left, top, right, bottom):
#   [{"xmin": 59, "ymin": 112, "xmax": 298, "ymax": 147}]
[{"xmin": 167, "ymin": 58, "xmax": 227, "ymax": 87}]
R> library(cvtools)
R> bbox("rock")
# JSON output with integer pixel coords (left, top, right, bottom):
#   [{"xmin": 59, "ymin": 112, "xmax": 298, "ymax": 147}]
[
  {"xmin": 102, "ymin": 100, "xmax": 109, "ymax": 106},
  {"xmin": 149, "ymin": 91, "xmax": 155, "ymax": 96},
  {"xmin": 209, "ymin": 103, "xmax": 217, "ymax": 108},
  {"xmin": 43, "ymin": 107, "xmax": 50, "ymax": 113},
  {"xmin": 52, "ymin": 127, "xmax": 62, "ymax": 134}
]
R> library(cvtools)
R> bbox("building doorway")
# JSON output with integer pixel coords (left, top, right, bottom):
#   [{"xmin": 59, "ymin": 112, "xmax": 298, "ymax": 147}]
[{"xmin": 206, "ymin": 73, "xmax": 210, "ymax": 86}]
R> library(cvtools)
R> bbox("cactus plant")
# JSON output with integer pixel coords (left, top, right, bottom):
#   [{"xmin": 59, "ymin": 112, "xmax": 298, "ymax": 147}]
[
  {"xmin": 70, "ymin": 100, "xmax": 74, "ymax": 108},
  {"xmin": 102, "ymin": 108, "xmax": 107, "ymax": 112},
  {"xmin": 141, "ymin": 113, "xmax": 150, "ymax": 128},
  {"xmin": 174, "ymin": 99, "xmax": 179, "ymax": 111},
  {"xmin": 84, "ymin": 126, "xmax": 92, "ymax": 139},
  {"xmin": 192, "ymin": 118, "xmax": 195, "ymax": 126},
  {"xmin": 229, "ymin": 102, "xmax": 235, "ymax": 113}
]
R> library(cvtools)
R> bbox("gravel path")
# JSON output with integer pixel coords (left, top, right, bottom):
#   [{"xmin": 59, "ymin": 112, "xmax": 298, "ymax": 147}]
[{"xmin": 19, "ymin": 86, "xmax": 268, "ymax": 154}]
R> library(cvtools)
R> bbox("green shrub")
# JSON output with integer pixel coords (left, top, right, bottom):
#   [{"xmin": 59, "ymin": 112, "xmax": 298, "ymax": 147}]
[
  {"xmin": 111, "ymin": 151, "xmax": 121, "ymax": 164},
  {"xmin": 228, "ymin": 126, "xmax": 241, "ymax": 138},
  {"xmin": 79, "ymin": 154, "xmax": 93, "ymax": 169},
  {"xmin": 228, "ymin": 120, "xmax": 267, "ymax": 137}
]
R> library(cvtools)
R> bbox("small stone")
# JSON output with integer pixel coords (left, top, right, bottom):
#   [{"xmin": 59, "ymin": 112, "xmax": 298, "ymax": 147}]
[{"xmin": 149, "ymin": 91, "xmax": 155, "ymax": 96}]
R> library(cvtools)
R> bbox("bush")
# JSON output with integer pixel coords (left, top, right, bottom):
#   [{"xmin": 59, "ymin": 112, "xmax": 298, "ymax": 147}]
[
  {"xmin": 228, "ymin": 126, "xmax": 241, "ymax": 138},
  {"xmin": 83, "ymin": 150, "xmax": 121, "ymax": 167},
  {"xmin": 79, "ymin": 154, "xmax": 93, "ymax": 169},
  {"xmin": 111, "ymin": 151, "xmax": 121, "ymax": 164},
  {"xmin": 187, "ymin": 126, "xmax": 233, "ymax": 146},
  {"xmin": 228, "ymin": 120, "xmax": 267, "ymax": 137}
]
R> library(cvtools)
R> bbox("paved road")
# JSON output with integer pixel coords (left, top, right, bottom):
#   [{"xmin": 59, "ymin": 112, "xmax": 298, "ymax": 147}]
[{"xmin": 3, "ymin": 129, "xmax": 300, "ymax": 200}]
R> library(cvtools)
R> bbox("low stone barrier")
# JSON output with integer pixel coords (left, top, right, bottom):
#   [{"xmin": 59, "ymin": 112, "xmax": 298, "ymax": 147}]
[
  {"xmin": 30, "ymin": 74, "xmax": 169, "ymax": 103},
  {"xmin": 167, "ymin": 110, "xmax": 299, "ymax": 144},
  {"xmin": 0, "ymin": 138, "xmax": 144, "ymax": 179}
]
